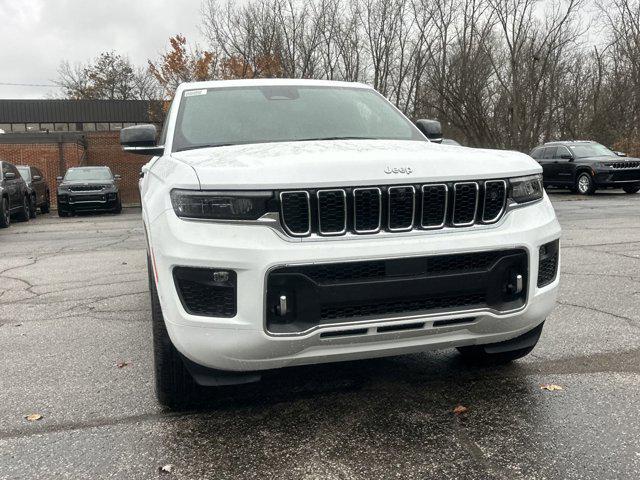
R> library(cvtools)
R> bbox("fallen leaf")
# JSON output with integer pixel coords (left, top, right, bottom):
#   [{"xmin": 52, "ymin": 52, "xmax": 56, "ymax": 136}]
[
  {"xmin": 25, "ymin": 413, "xmax": 43, "ymax": 422},
  {"xmin": 540, "ymin": 384, "xmax": 563, "ymax": 391},
  {"xmin": 115, "ymin": 361, "xmax": 131, "ymax": 369},
  {"xmin": 453, "ymin": 405, "xmax": 468, "ymax": 415},
  {"xmin": 159, "ymin": 464, "xmax": 174, "ymax": 474}
]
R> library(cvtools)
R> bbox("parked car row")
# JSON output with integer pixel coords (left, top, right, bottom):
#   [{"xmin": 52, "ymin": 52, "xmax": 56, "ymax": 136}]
[{"xmin": 0, "ymin": 161, "xmax": 122, "ymax": 229}]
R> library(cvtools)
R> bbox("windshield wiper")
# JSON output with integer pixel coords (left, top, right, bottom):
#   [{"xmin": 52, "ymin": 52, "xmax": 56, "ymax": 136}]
[
  {"xmin": 177, "ymin": 143, "xmax": 236, "ymax": 152},
  {"xmin": 296, "ymin": 136, "xmax": 378, "ymax": 142}
]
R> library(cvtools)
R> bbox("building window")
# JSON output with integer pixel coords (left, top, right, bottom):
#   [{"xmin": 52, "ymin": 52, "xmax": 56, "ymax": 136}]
[
  {"xmin": 26, "ymin": 123, "xmax": 39, "ymax": 132},
  {"xmin": 109, "ymin": 122, "xmax": 123, "ymax": 131},
  {"xmin": 82, "ymin": 123, "xmax": 96, "ymax": 131},
  {"xmin": 54, "ymin": 123, "xmax": 69, "ymax": 132},
  {"xmin": 0, "ymin": 124, "xmax": 10, "ymax": 133},
  {"xmin": 123, "ymin": 123, "xmax": 135, "ymax": 128},
  {"xmin": 68, "ymin": 123, "xmax": 80, "ymax": 132},
  {"xmin": 12, "ymin": 123, "xmax": 26, "ymax": 132},
  {"xmin": 40, "ymin": 123, "xmax": 54, "ymax": 132},
  {"xmin": 96, "ymin": 123, "xmax": 109, "ymax": 131}
]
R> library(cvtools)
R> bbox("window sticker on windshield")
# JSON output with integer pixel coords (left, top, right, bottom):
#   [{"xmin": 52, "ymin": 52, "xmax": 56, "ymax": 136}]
[{"xmin": 185, "ymin": 89, "xmax": 207, "ymax": 97}]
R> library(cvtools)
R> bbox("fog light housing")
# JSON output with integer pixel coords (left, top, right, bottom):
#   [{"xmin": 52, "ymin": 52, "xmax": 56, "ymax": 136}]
[{"xmin": 173, "ymin": 267, "xmax": 237, "ymax": 317}]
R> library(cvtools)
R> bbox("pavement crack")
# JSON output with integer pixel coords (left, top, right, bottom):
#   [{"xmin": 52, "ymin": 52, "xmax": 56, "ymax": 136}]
[{"xmin": 557, "ymin": 301, "xmax": 639, "ymax": 329}]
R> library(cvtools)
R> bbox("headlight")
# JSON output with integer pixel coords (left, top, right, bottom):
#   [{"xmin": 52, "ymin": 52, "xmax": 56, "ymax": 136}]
[
  {"xmin": 170, "ymin": 189, "xmax": 274, "ymax": 220},
  {"xmin": 509, "ymin": 174, "xmax": 543, "ymax": 204}
]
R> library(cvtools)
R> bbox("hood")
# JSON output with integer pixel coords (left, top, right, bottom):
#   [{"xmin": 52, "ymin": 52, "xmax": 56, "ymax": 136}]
[
  {"xmin": 60, "ymin": 179, "xmax": 114, "ymax": 187},
  {"xmin": 171, "ymin": 140, "xmax": 541, "ymax": 190}
]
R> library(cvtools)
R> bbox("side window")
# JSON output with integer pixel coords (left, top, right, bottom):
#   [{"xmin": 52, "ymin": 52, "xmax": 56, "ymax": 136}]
[
  {"xmin": 543, "ymin": 147, "xmax": 557, "ymax": 159},
  {"xmin": 556, "ymin": 146, "xmax": 572, "ymax": 160},
  {"xmin": 8, "ymin": 164, "xmax": 21, "ymax": 177},
  {"xmin": 530, "ymin": 148, "xmax": 543, "ymax": 159}
]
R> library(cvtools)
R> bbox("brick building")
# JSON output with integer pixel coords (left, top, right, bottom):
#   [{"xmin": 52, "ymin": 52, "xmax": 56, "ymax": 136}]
[{"xmin": 0, "ymin": 99, "xmax": 160, "ymax": 206}]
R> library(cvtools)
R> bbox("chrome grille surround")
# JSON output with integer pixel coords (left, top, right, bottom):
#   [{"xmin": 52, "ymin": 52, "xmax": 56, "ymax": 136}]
[
  {"xmin": 451, "ymin": 182, "xmax": 479, "ymax": 227},
  {"xmin": 353, "ymin": 187, "xmax": 382, "ymax": 234},
  {"xmin": 277, "ymin": 179, "xmax": 508, "ymax": 238},
  {"xmin": 482, "ymin": 180, "xmax": 507, "ymax": 223},
  {"xmin": 317, "ymin": 189, "xmax": 347, "ymax": 236}
]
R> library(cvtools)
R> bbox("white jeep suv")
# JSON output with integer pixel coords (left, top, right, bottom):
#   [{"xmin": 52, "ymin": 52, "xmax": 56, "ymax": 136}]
[{"xmin": 121, "ymin": 79, "xmax": 560, "ymax": 408}]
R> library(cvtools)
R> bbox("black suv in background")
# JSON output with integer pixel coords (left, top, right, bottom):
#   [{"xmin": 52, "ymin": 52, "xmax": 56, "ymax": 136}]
[
  {"xmin": 17, "ymin": 165, "xmax": 51, "ymax": 218},
  {"xmin": 530, "ymin": 141, "xmax": 640, "ymax": 195},
  {"xmin": 57, "ymin": 166, "xmax": 122, "ymax": 217},
  {"xmin": 0, "ymin": 160, "xmax": 31, "ymax": 228}
]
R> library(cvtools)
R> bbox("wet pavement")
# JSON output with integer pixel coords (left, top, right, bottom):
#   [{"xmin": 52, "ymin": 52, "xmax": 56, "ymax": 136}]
[{"xmin": 1, "ymin": 191, "xmax": 639, "ymax": 479}]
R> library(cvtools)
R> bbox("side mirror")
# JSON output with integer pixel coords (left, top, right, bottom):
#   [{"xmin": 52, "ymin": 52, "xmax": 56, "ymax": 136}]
[
  {"xmin": 614, "ymin": 151, "xmax": 627, "ymax": 157},
  {"xmin": 120, "ymin": 125, "xmax": 164, "ymax": 156},
  {"xmin": 56, "ymin": 176, "xmax": 63, "ymax": 182},
  {"xmin": 560, "ymin": 154, "xmax": 574, "ymax": 161},
  {"xmin": 414, "ymin": 119, "xmax": 443, "ymax": 143},
  {"xmin": 4, "ymin": 172, "xmax": 15, "ymax": 180},
  {"xmin": 114, "ymin": 174, "xmax": 122, "ymax": 180},
  {"xmin": 33, "ymin": 175, "xmax": 42, "ymax": 181}
]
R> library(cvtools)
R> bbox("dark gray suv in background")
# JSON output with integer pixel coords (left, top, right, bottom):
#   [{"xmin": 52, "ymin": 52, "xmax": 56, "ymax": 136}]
[
  {"xmin": 0, "ymin": 160, "xmax": 31, "ymax": 228},
  {"xmin": 56, "ymin": 166, "xmax": 122, "ymax": 217},
  {"xmin": 17, "ymin": 165, "xmax": 51, "ymax": 218},
  {"xmin": 530, "ymin": 140, "xmax": 640, "ymax": 195}
]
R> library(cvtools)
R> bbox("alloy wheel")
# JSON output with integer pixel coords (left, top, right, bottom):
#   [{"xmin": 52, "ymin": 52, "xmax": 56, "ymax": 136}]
[{"xmin": 578, "ymin": 175, "xmax": 591, "ymax": 194}]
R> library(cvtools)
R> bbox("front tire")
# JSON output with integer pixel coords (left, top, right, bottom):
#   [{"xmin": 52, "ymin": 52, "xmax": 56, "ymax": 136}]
[
  {"xmin": 623, "ymin": 185, "xmax": 640, "ymax": 194},
  {"xmin": 29, "ymin": 195, "xmax": 37, "ymax": 219},
  {"xmin": 40, "ymin": 192, "xmax": 51, "ymax": 214},
  {"xmin": 148, "ymin": 256, "xmax": 201, "ymax": 409},
  {"xmin": 113, "ymin": 196, "xmax": 122, "ymax": 214},
  {"xmin": 0, "ymin": 197, "xmax": 10, "ymax": 228},
  {"xmin": 15, "ymin": 195, "xmax": 30, "ymax": 222},
  {"xmin": 457, "ymin": 322, "xmax": 544, "ymax": 364},
  {"xmin": 576, "ymin": 172, "xmax": 595, "ymax": 195}
]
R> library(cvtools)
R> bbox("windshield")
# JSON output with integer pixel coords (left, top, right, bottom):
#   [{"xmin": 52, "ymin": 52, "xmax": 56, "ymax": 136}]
[
  {"xmin": 567, "ymin": 143, "xmax": 616, "ymax": 158},
  {"xmin": 16, "ymin": 166, "xmax": 31, "ymax": 181},
  {"xmin": 64, "ymin": 167, "xmax": 112, "ymax": 181},
  {"xmin": 172, "ymin": 85, "xmax": 424, "ymax": 152}
]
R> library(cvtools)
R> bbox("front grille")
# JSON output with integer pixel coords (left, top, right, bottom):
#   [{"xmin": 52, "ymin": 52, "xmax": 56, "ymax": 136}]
[
  {"xmin": 483, "ymin": 180, "xmax": 507, "ymax": 222},
  {"xmin": 280, "ymin": 191, "xmax": 311, "ymax": 235},
  {"xmin": 69, "ymin": 185, "xmax": 104, "ymax": 191},
  {"xmin": 266, "ymin": 249, "xmax": 528, "ymax": 334},
  {"xmin": 388, "ymin": 186, "xmax": 415, "ymax": 230},
  {"xmin": 607, "ymin": 161, "xmax": 640, "ymax": 169},
  {"xmin": 317, "ymin": 190, "xmax": 346, "ymax": 235},
  {"xmin": 353, "ymin": 188, "xmax": 382, "ymax": 232},
  {"xmin": 538, "ymin": 240, "xmax": 559, "ymax": 287},
  {"xmin": 173, "ymin": 267, "xmax": 237, "ymax": 317},
  {"xmin": 278, "ymin": 180, "xmax": 508, "ymax": 237},
  {"xmin": 452, "ymin": 182, "xmax": 479, "ymax": 225}
]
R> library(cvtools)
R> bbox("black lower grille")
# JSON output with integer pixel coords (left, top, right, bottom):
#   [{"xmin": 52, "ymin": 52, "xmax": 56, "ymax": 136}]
[
  {"xmin": 320, "ymin": 293, "xmax": 486, "ymax": 321},
  {"xmin": 173, "ymin": 267, "xmax": 236, "ymax": 317},
  {"xmin": 538, "ymin": 240, "xmax": 559, "ymax": 287},
  {"xmin": 71, "ymin": 194, "xmax": 104, "ymax": 202},
  {"xmin": 266, "ymin": 249, "xmax": 528, "ymax": 334}
]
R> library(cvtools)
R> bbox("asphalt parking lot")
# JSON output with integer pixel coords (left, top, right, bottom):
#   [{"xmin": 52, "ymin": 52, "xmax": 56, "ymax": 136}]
[{"xmin": 1, "ymin": 191, "xmax": 639, "ymax": 480}]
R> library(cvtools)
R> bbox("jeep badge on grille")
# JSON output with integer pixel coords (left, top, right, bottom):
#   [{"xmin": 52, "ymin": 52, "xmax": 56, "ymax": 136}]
[{"xmin": 385, "ymin": 166, "xmax": 413, "ymax": 175}]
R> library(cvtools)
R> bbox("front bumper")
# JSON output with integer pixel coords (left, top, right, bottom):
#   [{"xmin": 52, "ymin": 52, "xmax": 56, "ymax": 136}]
[
  {"xmin": 594, "ymin": 168, "xmax": 640, "ymax": 186},
  {"xmin": 149, "ymin": 194, "xmax": 561, "ymax": 372},
  {"xmin": 57, "ymin": 191, "xmax": 119, "ymax": 211}
]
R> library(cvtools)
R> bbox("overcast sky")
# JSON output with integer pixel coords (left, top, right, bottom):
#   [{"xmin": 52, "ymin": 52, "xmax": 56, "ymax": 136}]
[{"xmin": 0, "ymin": 0, "xmax": 206, "ymax": 99}]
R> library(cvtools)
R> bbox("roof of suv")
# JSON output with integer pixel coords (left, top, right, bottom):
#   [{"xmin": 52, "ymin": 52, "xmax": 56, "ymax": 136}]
[
  {"xmin": 177, "ymin": 78, "xmax": 373, "ymax": 92},
  {"xmin": 542, "ymin": 140, "xmax": 596, "ymax": 146}
]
